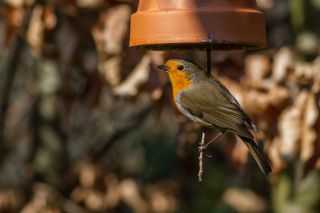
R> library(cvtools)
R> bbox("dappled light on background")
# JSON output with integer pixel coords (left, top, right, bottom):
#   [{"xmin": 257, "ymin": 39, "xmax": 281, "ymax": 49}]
[{"xmin": 0, "ymin": 0, "xmax": 320, "ymax": 212}]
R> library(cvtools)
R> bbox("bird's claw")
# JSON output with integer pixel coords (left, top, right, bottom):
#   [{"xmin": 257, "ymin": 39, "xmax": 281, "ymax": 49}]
[
  {"xmin": 198, "ymin": 144, "xmax": 208, "ymax": 152},
  {"xmin": 205, "ymin": 154, "xmax": 213, "ymax": 158},
  {"xmin": 198, "ymin": 145, "xmax": 213, "ymax": 157}
]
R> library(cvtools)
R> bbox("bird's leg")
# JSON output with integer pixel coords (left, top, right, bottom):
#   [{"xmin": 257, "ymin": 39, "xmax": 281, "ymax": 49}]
[{"xmin": 199, "ymin": 132, "xmax": 223, "ymax": 152}]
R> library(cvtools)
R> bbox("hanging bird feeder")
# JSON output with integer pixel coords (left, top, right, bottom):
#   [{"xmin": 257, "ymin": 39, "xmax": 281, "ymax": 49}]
[
  {"xmin": 130, "ymin": 0, "xmax": 267, "ymax": 50},
  {"xmin": 129, "ymin": 0, "xmax": 267, "ymax": 181}
]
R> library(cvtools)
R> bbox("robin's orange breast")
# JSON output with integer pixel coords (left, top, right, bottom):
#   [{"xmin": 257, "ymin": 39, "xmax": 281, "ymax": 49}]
[{"xmin": 168, "ymin": 71, "xmax": 191, "ymax": 100}]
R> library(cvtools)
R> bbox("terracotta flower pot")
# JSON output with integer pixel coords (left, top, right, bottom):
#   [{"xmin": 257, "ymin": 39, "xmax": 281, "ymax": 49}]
[{"xmin": 130, "ymin": 0, "xmax": 267, "ymax": 50}]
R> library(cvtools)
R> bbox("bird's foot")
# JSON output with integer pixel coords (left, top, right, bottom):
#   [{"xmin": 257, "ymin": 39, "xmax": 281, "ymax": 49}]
[
  {"xmin": 198, "ymin": 144, "xmax": 213, "ymax": 158},
  {"xmin": 198, "ymin": 143, "xmax": 209, "ymax": 152},
  {"xmin": 198, "ymin": 132, "xmax": 223, "ymax": 152}
]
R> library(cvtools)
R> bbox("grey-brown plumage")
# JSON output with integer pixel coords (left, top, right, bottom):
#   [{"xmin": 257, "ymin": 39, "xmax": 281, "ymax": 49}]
[{"xmin": 170, "ymin": 59, "xmax": 272, "ymax": 175}]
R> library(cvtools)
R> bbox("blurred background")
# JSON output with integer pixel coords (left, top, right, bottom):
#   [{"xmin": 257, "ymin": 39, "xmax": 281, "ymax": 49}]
[{"xmin": 0, "ymin": 0, "xmax": 320, "ymax": 212}]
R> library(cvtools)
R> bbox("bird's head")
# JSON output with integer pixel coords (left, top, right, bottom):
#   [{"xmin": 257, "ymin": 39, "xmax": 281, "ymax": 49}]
[
  {"xmin": 157, "ymin": 59, "xmax": 204, "ymax": 97},
  {"xmin": 157, "ymin": 59, "xmax": 203, "ymax": 78}
]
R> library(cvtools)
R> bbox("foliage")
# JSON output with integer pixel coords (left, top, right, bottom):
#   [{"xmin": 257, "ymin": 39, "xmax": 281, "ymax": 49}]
[{"xmin": 0, "ymin": 0, "xmax": 319, "ymax": 212}]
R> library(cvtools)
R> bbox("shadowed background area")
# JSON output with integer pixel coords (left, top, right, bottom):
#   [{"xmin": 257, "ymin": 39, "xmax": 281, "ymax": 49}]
[{"xmin": 0, "ymin": 0, "xmax": 320, "ymax": 212}]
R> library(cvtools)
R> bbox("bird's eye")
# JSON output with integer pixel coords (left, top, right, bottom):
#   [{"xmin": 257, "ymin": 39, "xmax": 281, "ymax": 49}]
[{"xmin": 177, "ymin": 65, "xmax": 185, "ymax": 71}]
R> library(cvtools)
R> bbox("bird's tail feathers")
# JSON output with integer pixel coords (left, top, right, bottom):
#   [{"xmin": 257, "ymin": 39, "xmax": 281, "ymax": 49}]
[{"xmin": 240, "ymin": 136, "xmax": 272, "ymax": 175}]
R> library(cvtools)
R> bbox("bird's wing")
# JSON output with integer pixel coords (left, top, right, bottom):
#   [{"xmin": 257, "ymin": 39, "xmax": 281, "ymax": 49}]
[
  {"xmin": 208, "ymin": 76, "xmax": 258, "ymax": 131},
  {"xmin": 176, "ymin": 79, "xmax": 254, "ymax": 139}
]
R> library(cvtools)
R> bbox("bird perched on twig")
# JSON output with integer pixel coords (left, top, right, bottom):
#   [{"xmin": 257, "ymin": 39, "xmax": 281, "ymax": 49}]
[{"xmin": 157, "ymin": 59, "xmax": 272, "ymax": 175}]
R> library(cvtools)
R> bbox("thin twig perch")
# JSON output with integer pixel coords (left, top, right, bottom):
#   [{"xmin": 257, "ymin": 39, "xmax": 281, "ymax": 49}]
[{"xmin": 198, "ymin": 130, "xmax": 206, "ymax": 182}]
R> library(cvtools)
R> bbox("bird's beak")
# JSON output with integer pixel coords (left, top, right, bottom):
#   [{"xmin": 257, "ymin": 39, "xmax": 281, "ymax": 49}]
[{"xmin": 156, "ymin": 65, "xmax": 169, "ymax": 72}]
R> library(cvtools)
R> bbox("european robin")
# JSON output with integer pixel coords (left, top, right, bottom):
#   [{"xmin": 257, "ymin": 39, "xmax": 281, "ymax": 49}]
[{"xmin": 157, "ymin": 59, "xmax": 271, "ymax": 175}]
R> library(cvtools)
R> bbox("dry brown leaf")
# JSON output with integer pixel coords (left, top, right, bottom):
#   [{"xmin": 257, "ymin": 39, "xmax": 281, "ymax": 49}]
[
  {"xmin": 27, "ymin": 5, "xmax": 44, "ymax": 56},
  {"xmin": 79, "ymin": 163, "xmax": 99, "ymax": 188},
  {"xmin": 231, "ymin": 138, "xmax": 249, "ymax": 166},
  {"xmin": 311, "ymin": 57, "xmax": 320, "ymax": 92},
  {"xmin": 278, "ymin": 92, "xmax": 307, "ymax": 160},
  {"xmin": 300, "ymin": 93, "xmax": 319, "ymax": 162},
  {"xmin": 93, "ymin": 5, "xmax": 132, "ymax": 88},
  {"xmin": 245, "ymin": 54, "xmax": 271, "ymax": 84},
  {"xmin": 4, "ymin": 0, "xmax": 24, "ymax": 7},
  {"xmin": 98, "ymin": 56, "xmax": 121, "ymax": 86},
  {"xmin": 244, "ymin": 90, "xmax": 270, "ymax": 114},
  {"xmin": 43, "ymin": 6, "xmax": 57, "ymax": 30},
  {"xmin": 291, "ymin": 62, "xmax": 317, "ymax": 85},
  {"xmin": 148, "ymin": 51, "xmax": 165, "ymax": 65},
  {"xmin": 104, "ymin": 174, "xmax": 120, "ymax": 208},
  {"xmin": 76, "ymin": 0, "xmax": 104, "ymax": 8},
  {"xmin": 256, "ymin": 0, "xmax": 274, "ymax": 9},
  {"xmin": 268, "ymin": 86, "xmax": 290, "ymax": 108},
  {"xmin": 20, "ymin": 184, "xmax": 61, "ymax": 213},
  {"xmin": 113, "ymin": 55, "xmax": 151, "ymax": 96},
  {"xmin": 119, "ymin": 179, "xmax": 148, "ymax": 213},
  {"xmin": 0, "ymin": 189, "xmax": 21, "ymax": 213},
  {"xmin": 272, "ymin": 47, "xmax": 294, "ymax": 83},
  {"xmin": 223, "ymin": 188, "xmax": 267, "ymax": 213},
  {"xmin": 4, "ymin": 6, "xmax": 25, "ymax": 45},
  {"xmin": 71, "ymin": 187, "xmax": 88, "ymax": 203},
  {"xmin": 100, "ymin": 5, "xmax": 131, "ymax": 55},
  {"xmin": 243, "ymin": 85, "xmax": 288, "ymax": 115},
  {"xmin": 146, "ymin": 184, "xmax": 178, "ymax": 213},
  {"xmin": 84, "ymin": 190, "xmax": 104, "ymax": 211},
  {"xmin": 269, "ymin": 138, "xmax": 284, "ymax": 171}
]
